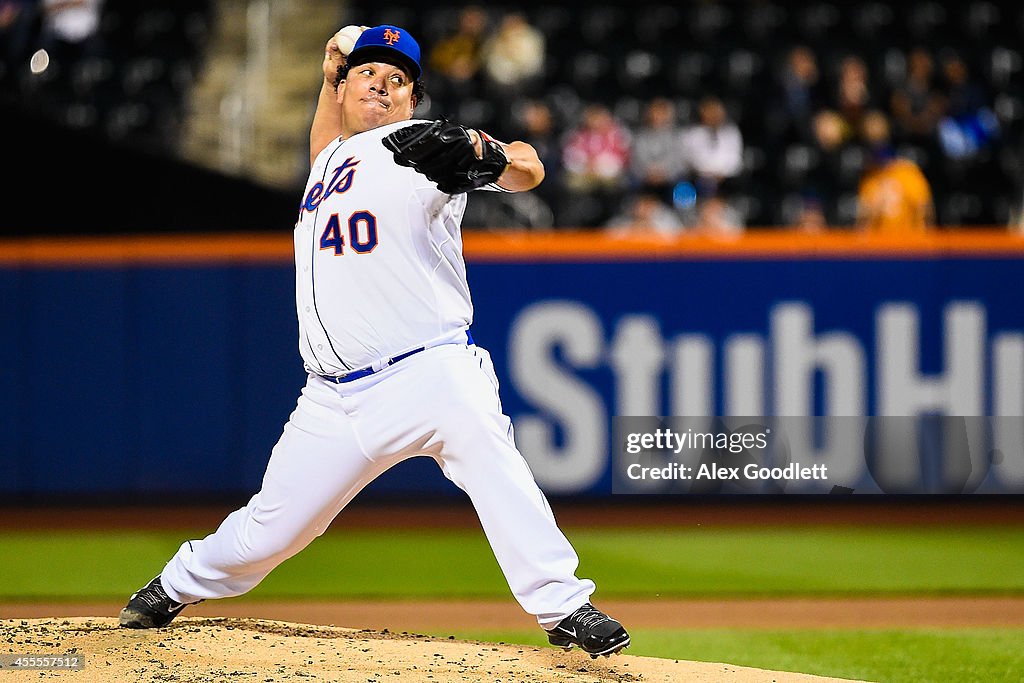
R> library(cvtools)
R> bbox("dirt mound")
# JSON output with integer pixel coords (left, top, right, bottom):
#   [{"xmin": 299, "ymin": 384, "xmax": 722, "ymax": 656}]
[{"xmin": 0, "ymin": 618, "xmax": 868, "ymax": 682}]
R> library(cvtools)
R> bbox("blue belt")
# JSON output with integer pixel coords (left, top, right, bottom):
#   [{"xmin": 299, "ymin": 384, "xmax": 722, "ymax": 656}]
[{"xmin": 319, "ymin": 330, "xmax": 474, "ymax": 384}]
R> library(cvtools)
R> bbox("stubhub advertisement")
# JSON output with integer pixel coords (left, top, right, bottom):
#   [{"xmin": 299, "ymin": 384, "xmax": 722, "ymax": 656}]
[{"xmin": 2, "ymin": 251, "xmax": 1023, "ymax": 496}]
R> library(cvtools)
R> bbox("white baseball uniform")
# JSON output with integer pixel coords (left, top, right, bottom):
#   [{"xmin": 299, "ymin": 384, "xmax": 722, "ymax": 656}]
[{"xmin": 159, "ymin": 120, "xmax": 596, "ymax": 627}]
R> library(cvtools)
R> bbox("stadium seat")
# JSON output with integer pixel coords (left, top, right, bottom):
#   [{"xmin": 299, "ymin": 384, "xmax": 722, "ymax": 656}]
[
  {"xmin": 669, "ymin": 53, "xmax": 712, "ymax": 95},
  {"xmin": 672, "ymin": 97, "xmax": 694, "ymax": 125},
  {"xmin": 105, "ymin": 101, "xmax": 153, "ymax": 141},
  {"xmin": 731, "ymin": 194, "xmax": 762, "ymax": 224},
  {"xmin": 613, "ymin": 97, "xmax": 642, "ymax": 127},
  {"xmin": 851, "ymin": 2, "xmax": 895, "ymax": 42},
  {"xmin": 740, "ymin": 2, "xmax": 788, "ymax": 45},
  {"xmin": 70, "ymin": 57, "xmax": 115, "ymax": 97},
  {"xmin": 835, "ymin": 193, "xmax": 860, "ymax": 225},
  {"xmin": 370, "ymin": 7, "xmax": 416, "ymax": 34},
  {"xmin": 897, "ymin": 145, "xmax": 930, "ymax": 168},
  {"xmin": 780, "ymin": 192, "xmax": 809, "ymax": 225},
  {"xmin": 905, "ymin": 2, "xmax": 951, "ymax": 42},
  {"xmin": 796, "ymin": 2, "xmax": 842, "ymax": 43},
  {"xmin": 838, "ymin": 147, "xmax": 867, "ymax": 185},
  {"xmin": 455, "ymin": 97, "xmax": 496, "ymax": 130},
  {"xmin": 992, "ymin": 195, "xmax": 1014, "ymax": 223},
  {"xmin": 743, "ymin": 146, "xmax": 768, "ymax": 175},
  {"xmin": 532, "ymin": 6, "xmax": 572, "ymax": 44},
  {"xmin": 182, "ymin": 11, "xmax": 211, "ymax": 50},
  {"xmin": 881, "ymin": 48, "xmax": 907, "ymax": 88},
  {"xmin": 723, "ymin": 49, "xmax": 764, "ymax": 94},
  {"xmin": 580, "ymin": 6, "xmax": 625, "ymax": 47},
  {"xmin": 632, "ymin": 4, "xmax": 682, "ymax": 44},
  {"xmin": 783, "ymin": 145, "xmax": 821, "ymax": 184},
  {"xmin": 964, "ymin": 1, "xmax": 1001, "ymax": 40},
  {"xmin": 422, "ymin": 8, "xmax": 459, "ymax": 41},
  {"xmin": 989, "ymin": 47, "xmax": 1022, "ymax": 90},
  {"xmin": 994, "ymin": 94, "xmax": 1023, "ymax": 129},
  {"xmin": 168, "ymin": 58, "xmax": 197, "ymax": 96},
  {"xmin": 942, "ymin": 193, "xmax": 985, "ymax": 223},
  {"xmin": 121, "ymin": 57, "xmax": 166, "ymax": 96},
  {"xmin": 686, "ymin": 2, "xmax": 733, "ymax": 44},
  {"xmin": 616, "ymin": 50, "xmax": 663, "ymax": 96},
  {"xmin": 546, "ymin": 84, "xmax": 584, "ymax": 125},
  {"xmin": 569, "ymin": 52, "xmax": 612, "ymax": 96},
  {"xmin": 63, "ymin": 101, "xmax": 100, "ymax": 130}
]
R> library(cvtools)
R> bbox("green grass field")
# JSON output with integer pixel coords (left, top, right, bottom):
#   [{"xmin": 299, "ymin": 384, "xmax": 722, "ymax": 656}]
[
  {"xmin": 2, "ymin": 526, "xmax": 1022, "ymax": 599},
  {"xmin": 433, "ymin": 628, "xmax": 1024, "ymax": 683},
  {"xmin": 2, "ymin": 525, "xmax": 1023, "ymax": 682}
]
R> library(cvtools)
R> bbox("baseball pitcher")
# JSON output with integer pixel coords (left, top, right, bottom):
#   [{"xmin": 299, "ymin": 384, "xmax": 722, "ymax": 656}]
[{"xmin": 118, "ymin": 24, "xmax": 629, "ymax": 658}]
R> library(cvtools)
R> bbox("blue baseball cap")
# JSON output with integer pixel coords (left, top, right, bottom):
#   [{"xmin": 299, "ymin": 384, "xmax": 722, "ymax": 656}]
[{"xmin": 347, "ymin": 25, "xmax": 422, "ymax": 80}]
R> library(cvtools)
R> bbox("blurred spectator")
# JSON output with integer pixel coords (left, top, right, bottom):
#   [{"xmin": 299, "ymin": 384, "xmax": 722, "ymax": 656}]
[
  {"xmin": 428, "ymin": 5, "xmax": 487, "ymax": 114},
  {"xmin": 630, "ymin": 97, "xmax": 687, "ymax": 203},
  {"xmin": 562, "ymin": 103, "xmax": 631, "ymax": 192},
  {"xmin": 512, "ymin": 99, "xmax": 562, "ymax": 220},
  {"xmin": 808, "ymin": 105, "xmax": 864, "ymax": 225},
  {"xmin": 681, "ymin": 95, "xmax": 743, "ymax": 197},
  {"xmin": 856, "ymin": 111, "xmax": 935, "ymax": 233},
  {"xmin": 695, "ymin": 195, "xmax": 744, "ymax": 236},
  {"xmin": 429, "ymin": 6, "xmax": 487, "ymax": 85},
  {"xmin": 36, "ymin": 0, "xmax": 104, "ymax": 82},
  {"xmin": 561, "ymin": 103, "xmax": 631, "ymax": 225},
  {"xmin": 937, "ymin": 51, "xmax": 999, "ymax": 161},
  {"xmin": 934, "ymin": 51, "xmax": 1008, "ymax": 224},
  {"xmin": 606, "ymin": 193, "xmax": 683, "ymax": 237},
  {"xmin": 768, "ymin": 45, "xmax": 825, "ymax": 147},
  {"xmin": 794, "ymin": 194, "xmax": 828, "ymax": 233},
  {"xmin": 481, "ymin": 12, "xmax": 544, "ymax": 97},
  {"xmin": 889, "ymin": 47, "xmax": 945, "ymax": 148},
  {"xmin": 6, "ymin": 0, "xmax": 1020, "ymax": 231},
  {"xmin": 0, "ymin": 0, "xmax": 28, "ymax": 30},
  {"xmin": 811, "ymin": 108, "xmax": 848, "ymax": 157},
  {"xmin": 813, "ymin": 110, "xmax": 847, "ymax": 152},
  {"xmin": 807, "ymin": 53, "xmax": 875, "ymax": 196},
  {"xmin": 836, "ymin": 56, "xmax": 873, "ymax": 129},
  {"xmin": 41, "ymin": 0, "xmax": 101, "ymax": 44}
]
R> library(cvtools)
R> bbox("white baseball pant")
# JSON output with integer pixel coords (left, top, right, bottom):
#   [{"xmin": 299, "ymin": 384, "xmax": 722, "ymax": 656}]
[{"xmin": 159, "ymin": 341, "xmax": 595, "ymax": 627}]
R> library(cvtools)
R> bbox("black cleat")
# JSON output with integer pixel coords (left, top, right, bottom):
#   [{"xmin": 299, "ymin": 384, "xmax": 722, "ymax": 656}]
[
  {"xmin": 119, "ymin": 576, "xmax": 198, "ymax": 629},
  {"xmin": 546, "ymin": 603, "xmax": 630, "ymax": 657}
]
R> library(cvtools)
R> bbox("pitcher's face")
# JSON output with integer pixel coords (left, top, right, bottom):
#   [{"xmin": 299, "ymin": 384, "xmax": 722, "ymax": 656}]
[{"xmin": 338, "ymin": 61, "xmax": 416, "ymax": 136}]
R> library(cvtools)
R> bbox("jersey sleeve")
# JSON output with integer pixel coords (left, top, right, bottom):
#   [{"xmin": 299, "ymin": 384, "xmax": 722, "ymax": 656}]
[{"xmin": 478, "ymin": 182, "xmax": 513, "ymax": 193}]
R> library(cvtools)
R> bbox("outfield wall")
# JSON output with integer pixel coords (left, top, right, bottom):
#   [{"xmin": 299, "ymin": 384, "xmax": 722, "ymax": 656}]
[{"xmin": 1, "ymin": 231, "xmax": 1023, "ymax": 497}]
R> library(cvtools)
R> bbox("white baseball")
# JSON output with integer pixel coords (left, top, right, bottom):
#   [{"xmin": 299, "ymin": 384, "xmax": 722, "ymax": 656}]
[{"xmin": 334, "ymin": 25, "xmax": 366, "ymax": 56}]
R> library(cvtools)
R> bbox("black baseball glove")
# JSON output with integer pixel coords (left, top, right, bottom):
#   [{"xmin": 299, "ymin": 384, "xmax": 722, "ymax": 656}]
[{"xmin": 383, "ymin": 119, "xmax": 510, "ymax": 194}]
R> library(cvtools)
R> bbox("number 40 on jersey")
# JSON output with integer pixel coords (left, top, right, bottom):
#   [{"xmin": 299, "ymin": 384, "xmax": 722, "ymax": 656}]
[{"xmin": 320, "ymin": 211, "xmax": 378, "ymax": 255}]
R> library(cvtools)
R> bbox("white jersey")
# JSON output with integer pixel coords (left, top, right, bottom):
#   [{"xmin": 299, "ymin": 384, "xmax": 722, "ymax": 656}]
[{"xmin": 294, "ymin": 119, "xmax": 475, "ymax": 376}]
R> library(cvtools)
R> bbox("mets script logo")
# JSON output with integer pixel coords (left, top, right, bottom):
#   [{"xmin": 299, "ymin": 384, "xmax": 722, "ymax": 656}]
[
  {"xmin": 303, "ymin": 156, "xmax": 360, "ymax": 212},
  {"xmin": 382, "ymin": 28, "xmax": 401, "ymax": 45}
]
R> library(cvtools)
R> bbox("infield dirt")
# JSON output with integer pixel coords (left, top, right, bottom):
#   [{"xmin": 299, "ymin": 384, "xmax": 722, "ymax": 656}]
[{"xmin": 0, "ymin": 617, "xmax": 870, "ymax": 682}]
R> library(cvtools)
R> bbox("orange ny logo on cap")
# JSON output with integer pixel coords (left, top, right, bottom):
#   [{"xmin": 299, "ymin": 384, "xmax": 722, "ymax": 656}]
[{"xmin": 383, "ymin": 28, "xmax": 401, "ymax": 45}]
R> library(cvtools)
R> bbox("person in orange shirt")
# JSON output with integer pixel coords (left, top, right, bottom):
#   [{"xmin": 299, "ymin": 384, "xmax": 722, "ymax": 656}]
[{"xmin": 856, "ymin": 111, "xmax": 935, "ymax": 233}]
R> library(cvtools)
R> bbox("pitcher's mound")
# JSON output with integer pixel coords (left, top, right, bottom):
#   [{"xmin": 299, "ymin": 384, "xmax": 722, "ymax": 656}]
[{"xmin": 0, "ymin": 618, "xmax": 867, "ymax": 682}]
